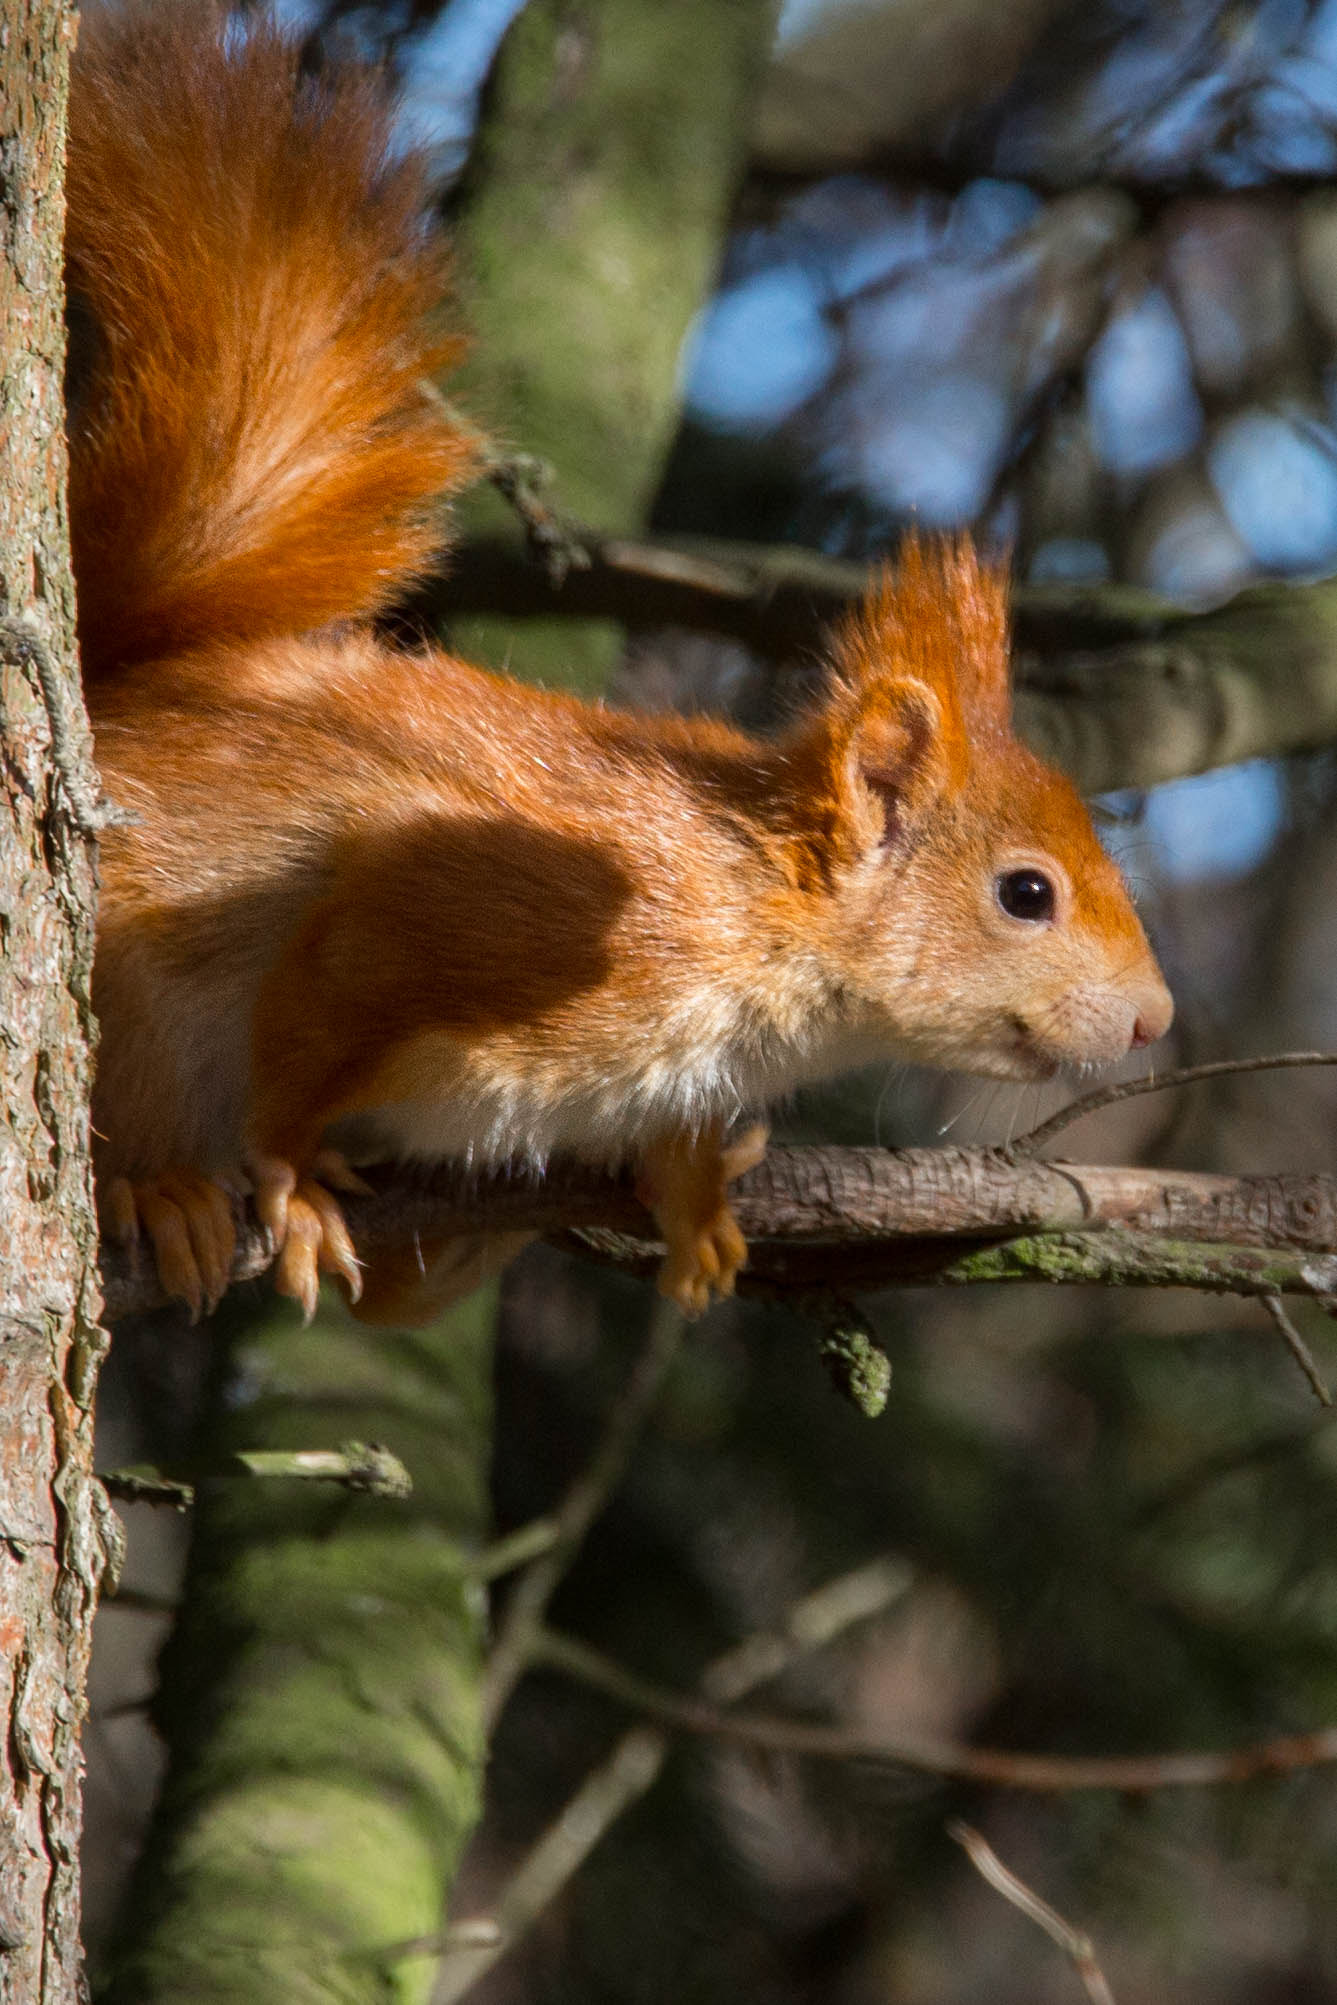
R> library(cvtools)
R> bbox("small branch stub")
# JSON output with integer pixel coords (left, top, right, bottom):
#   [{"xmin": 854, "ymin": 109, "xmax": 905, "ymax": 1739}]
[
  {"xmin": 812, "ymin": 1298, "xmax": 892, "ymax": 1416},
  {"xmin": 229, "ymin": 1442, "xmax": 413, "ymax": 1499},
  {"xmin": 99, "ymin": 1468, "xmax": 195, "ymax": 1511}
]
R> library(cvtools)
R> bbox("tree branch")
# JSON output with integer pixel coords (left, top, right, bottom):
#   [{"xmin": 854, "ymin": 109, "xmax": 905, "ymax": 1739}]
[
  {"xmin": 1013, "ymin": 1052, "xmax": 1337, "ymax": 1154},
  {"xmin": 97, "ymin": 1441, "xmax": 414, "ymax": 1511},
  {"xmin": 431, "ymin": 529, "xmax": 1337, "ymax": 792},
  {"xmin": 483, "ymin": 1299, "xmax": 686, "ymax": 1730},
  {"xmin": 409, "ymin": 1558, "xmax": 910, "ymax": 1998},
  {"xmin": 428, "ymin": 527, "xmax": 859, "ymax": 653},
  {"xmin": 534, "ymin": 1625, "xmax": 1337, "ymax": 1794},
  {"xmin": 101, "ymin": 1146, "xmax": 1337, "ymax": 1324}
]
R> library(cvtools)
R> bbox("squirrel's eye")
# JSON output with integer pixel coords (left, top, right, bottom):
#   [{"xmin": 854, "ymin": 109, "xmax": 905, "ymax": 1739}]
[{"xmin": 996, "ymin": 868, "xmax": 1055, "ymax": 923}]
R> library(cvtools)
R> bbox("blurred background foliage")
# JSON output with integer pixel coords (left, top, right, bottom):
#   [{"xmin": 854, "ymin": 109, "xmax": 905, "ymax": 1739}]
[{"xmin": 87, "ymin": 1, "xmax": 1337, "ymax": 2000}]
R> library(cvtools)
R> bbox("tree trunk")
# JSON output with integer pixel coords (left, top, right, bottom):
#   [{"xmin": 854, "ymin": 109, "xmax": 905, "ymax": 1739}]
[
  {"xmin": 449, "ymin": 0, "xmax": 780, "ymax": 691},
  {"xmin": 0, "ymin": 3, "xmax": 110, "ymax": 1998},
  {"xmin": 98, "ymin": 1292, "xmax": 496, "ymax": 2005}
]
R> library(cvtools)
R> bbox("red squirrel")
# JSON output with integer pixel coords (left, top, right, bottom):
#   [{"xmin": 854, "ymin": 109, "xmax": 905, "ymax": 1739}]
[{"xmin": 68, "ymin": 3, "xmax": 1173, "ymax": 1325}]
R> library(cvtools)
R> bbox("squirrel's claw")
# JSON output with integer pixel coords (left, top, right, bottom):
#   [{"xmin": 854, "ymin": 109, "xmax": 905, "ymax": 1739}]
[
  {"xmin": 637, "ymin": 1123, "xmax": 769, "ymax": 1319},
  {"xmin": 310, "ymin": 1146, "xmax": 375, "ymax": 1197},
  {"xmin": 252, "ymin": 1155, "xmax": 364, "ymax": 1324},
  {"xmin": 103, "ymin": 1168, "xmax": 238, "ymax": 1319},
  {"xmin": 247, "ymin": 1152, "xmax": 296, "ymax": 1247}
]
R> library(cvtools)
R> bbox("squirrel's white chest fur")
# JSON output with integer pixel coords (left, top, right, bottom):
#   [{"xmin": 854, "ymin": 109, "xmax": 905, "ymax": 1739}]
[{"xmin": 338, "ymin": 971, "xmax": 870, "ymax": 1172}]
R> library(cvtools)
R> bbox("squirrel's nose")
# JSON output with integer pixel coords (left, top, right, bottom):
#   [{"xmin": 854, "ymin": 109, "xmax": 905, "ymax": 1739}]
[{"xmin": 1130, "ymin": 978, "xmax": 1174, "ymax": 1049}]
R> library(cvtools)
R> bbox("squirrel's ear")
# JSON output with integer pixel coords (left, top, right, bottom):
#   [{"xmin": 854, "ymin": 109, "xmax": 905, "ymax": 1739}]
[
  {"xmin": 794, "ymin": 676, "xmax": 950, "ymax": 866},
  {"xmin": 845, "ymin": 678, "xmax": 949, "ymax": 848}
]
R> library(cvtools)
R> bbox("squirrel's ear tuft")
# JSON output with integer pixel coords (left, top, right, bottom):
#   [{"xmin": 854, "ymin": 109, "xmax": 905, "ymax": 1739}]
[{"xmin": 831, "ymin": 530, "xmax": 1012, "ymax": 735}]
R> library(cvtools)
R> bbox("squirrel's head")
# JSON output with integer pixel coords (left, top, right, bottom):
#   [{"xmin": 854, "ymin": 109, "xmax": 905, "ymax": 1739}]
[{"xmin": 790, "ymin": 534, "xmax": 1172, "ymax": 1081}]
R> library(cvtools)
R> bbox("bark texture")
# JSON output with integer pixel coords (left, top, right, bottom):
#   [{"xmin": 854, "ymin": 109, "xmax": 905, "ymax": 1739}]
[{"xmin": 0, "ymin": 3, "xmax": 109, "ymax": 1997}]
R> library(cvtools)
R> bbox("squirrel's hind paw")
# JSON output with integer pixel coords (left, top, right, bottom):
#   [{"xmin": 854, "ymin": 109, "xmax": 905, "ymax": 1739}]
[
  {"xmin": 248, "ymin": 1151, "xmax": 364, "ymax": 1323},
  {"xmin": 637, "ymin": 1123, "xmax": 769, "ymax": 1319},
  {"xmin": 103, "ymin": 1169, "xmax": 239, "ymax": 1320}
]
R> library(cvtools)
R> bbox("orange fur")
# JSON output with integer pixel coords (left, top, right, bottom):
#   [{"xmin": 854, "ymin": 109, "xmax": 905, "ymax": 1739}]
[
  {"xmin": 67, "ymin": 2, "xmax": 474, "ymax": 676},
  {"xmin": 75, "ymin": 7, "xmax": 1173, "ymax": 1323}
]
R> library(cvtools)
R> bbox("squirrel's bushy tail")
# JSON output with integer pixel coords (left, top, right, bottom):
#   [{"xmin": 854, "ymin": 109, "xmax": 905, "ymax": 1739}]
[{"xmin": 67, "ymin": 2, "xmax": 475, "ymax": 676}]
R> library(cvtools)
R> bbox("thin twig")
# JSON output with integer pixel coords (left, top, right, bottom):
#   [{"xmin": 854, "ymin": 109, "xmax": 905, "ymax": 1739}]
[
  {"xmin": 700, "ymin": 1555, "xmax": 912, "ymax": 1706},
  {"xmin": 534, "ymin": 1624, "xmax": 1337, "ymax": 1792},
  {"xmin": 226, "ymin": 1442, "xmax": 412, "ymax": 1498},
  {"xmin": 428, "ymin": 387, "xmax": 595, "ymax": 586},
  {"xmin": 99, "ymin": 1586, "xmax": 179, "ymax": 1617},
  {"xmin": 435, "ymin": 1921, "xmax": 503, "ymax": 1951},
  {"xmin": 1259, "ymin": 1294, "xmax": 1333, "ymax": 1407},
  {"xmin": 95, "ymin": 1694, "xmax": 154, "ymax": 1722},
  {"xmin": 1012, "ymin": 1053, "xmax": 1337, "ymax": 1155},
  {"xmin": 1133, "ymin": 1414, "xmax": 1335, "ymax": 1528},
  {"xmin": 96, "ymin": 1440, "xmax": 412, "ymax": 1509},
  {"xmin": 474, "ymin": 1517, "xmax": 562, "ymax": 1582},
  {"xmin": 482, "ymin": 1297, "xmax": 686, "ymax": 1729},
  {"xmin": 948, "ymin": 1822, "xmax": 1117, "ymax": 2005},
  {"xmin": 484, "ymin": 454, "xmax": 593, "ymax": 587},
  {"xmin": 405, "ymin": 1557, "xmax": 911, "ymax": 2000},
  {"xmin": 425, "ymin": 1730, "xmax": 666, "ymax": 2003}
]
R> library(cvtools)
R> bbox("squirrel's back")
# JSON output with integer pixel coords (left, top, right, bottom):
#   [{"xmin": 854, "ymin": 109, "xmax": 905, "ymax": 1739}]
[{"xmin": 66, "ymin": 1, "xmax": 475, "ymax": 677}]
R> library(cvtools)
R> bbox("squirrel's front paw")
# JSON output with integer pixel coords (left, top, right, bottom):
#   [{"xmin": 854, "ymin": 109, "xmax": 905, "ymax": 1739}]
[
  {"xmin": 636, "ymin": 1124, "xmax": 769, "ymax": 1319},
  {"xmin": 247, "ymin": 1148, "xmax": 370, "ymax": 1323},
  {"xmin": 103, "ymin": 1169, "xmax": 241, "ymax": 1321}
]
